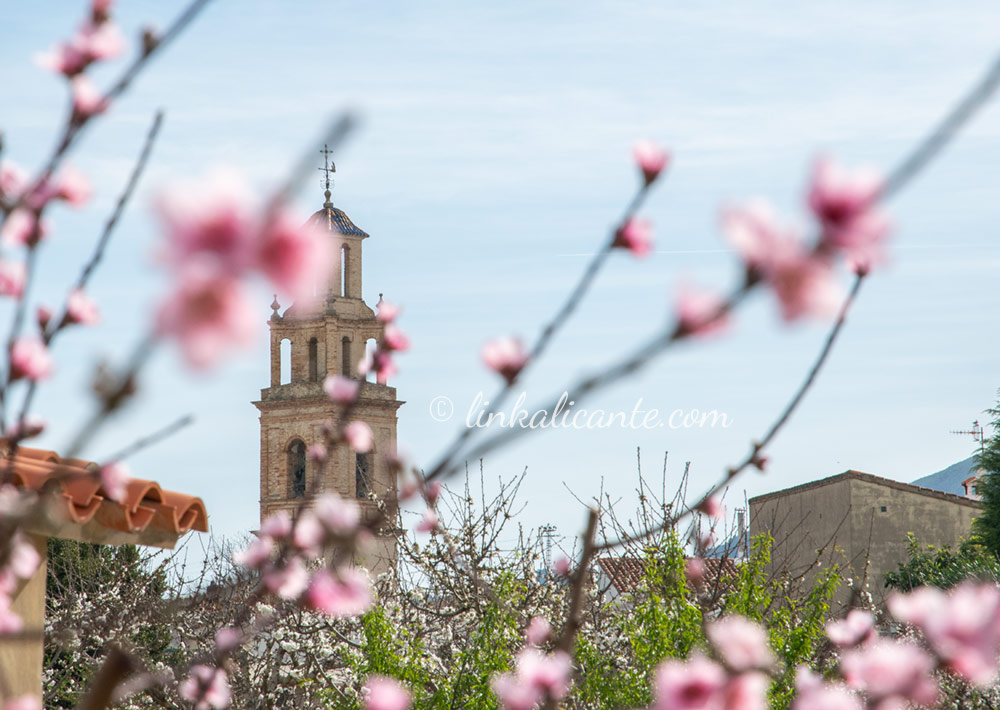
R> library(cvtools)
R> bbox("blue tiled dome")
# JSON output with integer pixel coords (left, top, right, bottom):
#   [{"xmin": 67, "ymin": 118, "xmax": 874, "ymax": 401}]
[{"xmin": 309, "ymin": 205, "xmax": 368, "ymax": 237}]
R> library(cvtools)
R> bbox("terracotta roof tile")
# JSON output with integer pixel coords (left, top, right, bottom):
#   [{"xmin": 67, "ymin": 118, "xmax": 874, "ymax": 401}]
[
  {"xmin": 596, "ymin": 556, "xmax": 738, "ymax": 594},
  {"xmin": 2, "ymin": 445, "xmax": 208, "ymax": 549}
]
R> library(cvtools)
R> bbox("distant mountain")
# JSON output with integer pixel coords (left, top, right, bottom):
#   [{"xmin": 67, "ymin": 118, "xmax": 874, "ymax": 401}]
[{"xmin": 911, "ymin": 456, "xmax": 981, "ymax": 497}]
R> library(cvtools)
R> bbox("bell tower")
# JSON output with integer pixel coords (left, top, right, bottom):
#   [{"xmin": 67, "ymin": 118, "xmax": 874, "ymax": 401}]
[{"xmin": 253, "ymin": 154, "xmax": 403, "ymax": 572}]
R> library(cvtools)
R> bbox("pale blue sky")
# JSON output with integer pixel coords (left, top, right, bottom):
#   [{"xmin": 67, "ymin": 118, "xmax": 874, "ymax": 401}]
[{"xmin": 2, "ymin": 1, "xmax": 999, "ymax": 549}]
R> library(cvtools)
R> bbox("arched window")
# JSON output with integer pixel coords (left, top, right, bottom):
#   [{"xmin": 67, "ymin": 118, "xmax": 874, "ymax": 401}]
[
  {"xmin": 341, "ymin": 336, "xmax": 351, "ymax": 377},
  {"xmin": 341, "ymin": 244, "xmax": 350, "ymax": 297},
  {"xmin": 356, "ymin": 452, "xmax": 371, "ymax": 499},
  {"xmin": 308, "ymin": 338, "xmax": 318, "ymax": 382},
  {"xmin": 279, "ymin": 338, "xmax": 291, "ymax": 385},
  {"xmin": 287, "ymin": 440, "xmax": 306, "ymax": 498},
  {"xmin": 364, "ymin": 338, "xmax": 377, "ymax": 383}
]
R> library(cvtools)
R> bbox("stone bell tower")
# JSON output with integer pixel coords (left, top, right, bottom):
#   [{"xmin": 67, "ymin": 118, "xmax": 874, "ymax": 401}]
[{"xmin": 253, "ymin": 153, "xmax": 403, "ymax": 571}]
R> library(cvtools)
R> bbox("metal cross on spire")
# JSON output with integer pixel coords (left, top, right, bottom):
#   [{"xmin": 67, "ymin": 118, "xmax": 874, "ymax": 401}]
[{"xmin": 319, "ymin": 144, "xmax": 336, "ymax": 207}]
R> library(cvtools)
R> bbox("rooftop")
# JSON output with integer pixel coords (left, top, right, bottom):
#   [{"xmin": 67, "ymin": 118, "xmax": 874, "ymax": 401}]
[
  {"xmin": 4, "ymin": 445, "xmax": 209, "ymax": 549},
  {"xmin": 749, "ymin": 469, "xmax": 982, "ymax": 509},
  {"xmin": 309, "ymin": 205, "xmax": 368, "ymax": 238}
]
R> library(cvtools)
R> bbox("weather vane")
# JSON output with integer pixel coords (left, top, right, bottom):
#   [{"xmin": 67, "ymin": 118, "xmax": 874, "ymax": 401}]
[
  {"xmin": 319, "ymin": 144, "xmax": 336, "ymax": 206},
  {"xmin": 951, "ymin": 419, "xmax": 986, "ymax": 455}
]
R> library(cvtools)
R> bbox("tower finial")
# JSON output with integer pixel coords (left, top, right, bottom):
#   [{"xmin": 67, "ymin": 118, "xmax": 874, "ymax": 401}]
[{"xmin": 319, "ymin": 144, "xmax": 336, "ymax": 208}]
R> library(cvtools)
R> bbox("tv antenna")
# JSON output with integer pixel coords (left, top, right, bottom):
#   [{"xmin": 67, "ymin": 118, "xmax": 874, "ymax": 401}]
[{"xmin": 951, "ymin": 420, "xmax": 986, "ymax": 455}]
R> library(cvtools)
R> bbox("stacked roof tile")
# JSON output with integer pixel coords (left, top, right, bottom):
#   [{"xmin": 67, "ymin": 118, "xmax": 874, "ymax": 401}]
[{"xmin": 3, "ymin": 446, "xmax": 208, "ymax": 549}]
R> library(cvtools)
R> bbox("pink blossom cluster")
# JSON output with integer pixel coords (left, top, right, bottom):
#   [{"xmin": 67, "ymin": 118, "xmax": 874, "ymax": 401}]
[
  {"xmin": 611, "ymin": 140, "xmax": 670, "ymax": 258},
  {"xmin": 492, "ymin": 645, "xmax": 573, "ymax": 710},
  {"xmin": 0, "ymin": 527, "xmax": 42, "ymax": 634},
  {"xmin": 357, "ymin": 299, "xmax": 410, "ymax": 384},
  {"xmin": 153, "ymin": 168, "xmax": 334, "ymax": 368},
  {"xmin": 362, "ymin": 675, "xmax": 411, "ymax": 710},
  {"xmin": 179, "ymin": 664, "xmax": 231, "ymax": 710},
  {"xmin": 232, "ymin": 493, "xmax": 373, "ymax": 618},
  {"xmin": 35, "ymin": 0, "xmax": 123, "ymax": 120},
  {"xmin": 889, "ymin": 582, "xmax": 1000, "ymax": 686},
  {"xmin": 720, "ymin": 157, "xmax": 891, "ymax": 326}
]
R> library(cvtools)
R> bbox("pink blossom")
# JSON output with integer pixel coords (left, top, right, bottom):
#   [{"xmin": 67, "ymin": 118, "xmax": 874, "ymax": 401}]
[
  {"xmin": 52, "ymin": 165, "xmax": 92, "ymax": 206},
  {"xmin": 363, "ymin": 676, "xmax": 411, "ymax": 710},
  {"xmin": 517, "ymin": 649, "xmax": 572, "ymax": 700},
  {"xmin": 706, "ymin": 615, "xmax": 774, "ymax": 672},
  {"xmin": 324, "ymin": 374, "xmax": 360, "ymax": 403},
  {"xmin": 722, "ymin": 200, "xmax": 791, "ymax": 273},
  {"xmin": 359, "ymin": 350, "xmax": 399, "ymax": 384},
  {"xmin": 685, "ymin": 557, "xmax": 706, "ymax": 585},
  {"xmin": 99, "ymin": 461, "xmax": 129, "ymax": 502},
  {"xmin": 344, "ymin": 421, "xmax": 374, "ymax": 453},
  {"xmin": 37, "ymin": 20, "xmax": 124, "ymax": 77},
  {"xmin": 259, "ymin": 510, "xmax": 292, "ymax": 539},
  {"xmin": 491, "ymin": 674, "xmax": 540, "ymax": 710},
  {"xmin": 308, "ymin": 443, "xmax": 328, "ymax": 463},
  {"xmin": 765, "ymin": 247, "xmax": 842, "ymax": 322},
  {"xmin": 613, "ymin": 217, "xmax": 653, "ymax": 257},
  {"xmin": 633, "ymin": 140, "xmax": 670, "ymax": 186},
  {"xmin": 826, "ymin": 609, "xmax": 875, "ymax": 648},
  {"xmin": 525, "ymin": 616, "xmax": 551, "ymax": 646},
  {"xmin": 232, "ymin": 536, "xmax": 273, "ymax": 569},
  {"xmin": 1, "ymin": 209, "xmax": 49, "ymax": 247},
  {"xmin": 313, "ymin": 492, "xmax": 362, "ymax": 536},
  {"xmin": 214, "ymin": 627, "xmax": 241, "ymax": 653},
  {"xmin": 724, "ymin": 672, "xmax": 769, "ymax": 710},
  {"xmin": 305, "ymin": 567, "xmax": 372, "ymax": 617},
  {"xmin": 7, "ymin": 532, "xmax": 40, "ymax": 580},
  {"xmin": 697, "ymin": 496, "xmax": 724, "ymax": 520},
  {"xmin": 0, "ymin": 594, "xmax": 23, "ymax": 635},
  {"xmin": 155, "ymin": 268, "xmax": 256, "ymax": 369},
  {"xmin": 808, "ymin": 156, "xmax": 890, "ymax": 269},
  {"xmin": 383, "ymin": 324, "xmax": 410, "ymax": 352},
  {"xmin": 155, "ymin": 169, "xmax": 256, "ymax": 273},
  {"xmin": 71, "ymin": 76, "xmax": 110, "ymax": 119},
  {"xmin": 493, "ymin": 649, "xmax": 572, "ymax": 710},
  {"xmin": 790, "ymin": 668, "xmax": 862, "ymax": 710},
  {"xmin": 2, "ymin": 695, "xmax": 41, "ymax": 710},
  {"xmin": 423, "ymin": 480, "xmax": 441, "ymax": 505},
  {"xmin": 263, "ymin": 556, "xmax": 309, "ymax": 599},
  {"xmin": 0, "ymin": 261, "xmax": 26, "ymax": 299},
  {"xmin": 257, "ymin": 209, "xmax": 332, "ymax": 306},
  {"xmin": 482, "ymin": 336, "xmax": 529, "ymax": 384},
  {"xmin": 179, "ymin": 665, "xmax": 231, "ymax": 710},
  {"xmin": 292, "ymin": 513, "xmax": 324, "ymax": 556},
  {"xmin": 66, "ymin": 288, "xmax": 100, "ymax": 325},
  {"xmin": 840, "ymin": 638, "xmax": 937, "ymax": 704},
  {"xmin": 416, "ymin": 509, "xmax": 438, "ymax": 533},
  {"xmin": 9, "ymin": 337, "xmax": 53, "ymax": 381},
  {"xmin": 376, "ymin": 300, "xmax": 401, "ymax": 324},
  {"xmin": 652, "ymin": 655, "xmax": 727, "ymax": 710},
  {"xmin": 889, "ymin": 582, "xmax": 1000, "ymax": 686},
  {"xmin": 0, "ymin": 162, "xmax": 27, "ymax": 199},
  {"xmin": 675, "ymin": 283, "xmax": 728, "ymax": 338},
  {"xmin": 553, "ymin": 556, "xmax": 571, "ymax": 577}
]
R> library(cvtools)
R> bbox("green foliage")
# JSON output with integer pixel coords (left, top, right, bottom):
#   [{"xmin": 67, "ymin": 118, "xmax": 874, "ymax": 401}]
[
  {"xmin": 330, "ymin": 572, "xmax": 526, "ymax": 710},
  {"xmin": 884, "ymin": 534, "xmax": 1000, "ymax": 591},
  {"xmin": 972, "ymin": 392, "xmax": 1000, "ymax": 555},
  {"xmin": 572, "ymin": 532, "xmax": 841, "ymax": 710}
]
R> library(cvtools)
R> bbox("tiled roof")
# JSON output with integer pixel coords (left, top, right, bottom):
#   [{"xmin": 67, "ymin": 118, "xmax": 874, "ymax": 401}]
[
  {"xmin": 596, "ymin": 556, "xmax": 738, "ymax": 594},
  {"xmin": 3, "ymin": 446, "xmax": 208, "ymax": 549},
  {"xmin": 749, "ymin": 469, "xmax": 982, "ymax": 509},
  {"xmin": 309, "ymin": 206, "xmax": 368, "ymax": 237}
]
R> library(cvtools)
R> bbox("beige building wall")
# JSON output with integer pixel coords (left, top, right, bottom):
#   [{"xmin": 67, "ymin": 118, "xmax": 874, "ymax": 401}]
[{"xmin": 750, "ymin": 471, "xmax": 981, "ymax": 606}]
